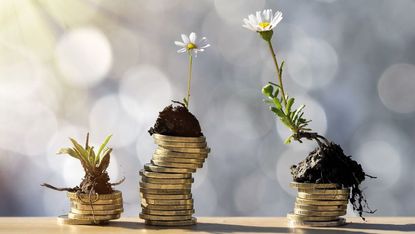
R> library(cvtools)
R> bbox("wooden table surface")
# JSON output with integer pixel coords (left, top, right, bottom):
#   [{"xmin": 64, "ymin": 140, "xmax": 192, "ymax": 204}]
[{"xmin": 0, "ymin": 217, "xmax": 414, "ymax": 234}]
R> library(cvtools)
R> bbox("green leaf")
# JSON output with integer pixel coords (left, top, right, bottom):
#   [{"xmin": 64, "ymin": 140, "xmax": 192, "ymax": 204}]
[
  {"xmin": 183, "ymin": 97, "xmax": 189, "ymax": 108},
  {"xmin": 262, "ymin": 84, "xmax": 274, "ymax": 97},
  {"xmin": 272, "ymin": 97, "xmax": 282, "ymax": 109},
  {"xmin": 57, "ymin": 147, "xmax": 79, "ymax": 159},
  {"xmin": 271, "ymin": 107, "xmax": 285, "ymax": 118},
  {"xmin": 87, "ymin": 146, "xmax": 95, "ymax": 166},
  {"xmin": 293, "ymin": 105, "xmax": 305, "ymax": 121},
  {"xmin": 98, "ymin": 148, "xmax": 112, "ymax": 172},
  {"xmin": 273, "ymin": 88, "xmax": 280, "ymax": 98},
  {"xmin": 69, "ymin": 138, "xmax": 88, "ymax": 162},
  {"xmin": 281, "ymin": 118, "xmax": 293, "ymax": 129},
  {"xmin": 294, "ymin": 112, "xmax": 304, "ymax": 124},
  {"xmin": 279, "ymin": 60, "xmax": 285, "ymax": 77},
  {"xmin": 286, "ymin": 97, "xmax": 295, "ymax": 114},
  {"xmin": 96, "ymin": 135, "xmax": 112, "ymax": 160}
]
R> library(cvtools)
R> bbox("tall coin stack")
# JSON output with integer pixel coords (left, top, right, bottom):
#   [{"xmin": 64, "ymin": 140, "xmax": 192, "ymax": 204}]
[
  {"xmin": 61, "ymin": 190, "xmax": 123, "ymax": 225},
  {"xmin": 139, "ymin": 133, "xmax": 209, "ymax": 226},
  {"xmin": 288, "ymin": 182, "xmax": 350, "ymax": 227}
]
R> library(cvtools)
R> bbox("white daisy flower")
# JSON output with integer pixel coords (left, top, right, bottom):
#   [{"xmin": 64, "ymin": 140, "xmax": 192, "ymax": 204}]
[
  {"xmin": 174, "ymin": 32, "xmax": 210, "ymax": 57},
  {"xmin": 242, "ymin": 9, "xmax": 283, "ymax": 32}
]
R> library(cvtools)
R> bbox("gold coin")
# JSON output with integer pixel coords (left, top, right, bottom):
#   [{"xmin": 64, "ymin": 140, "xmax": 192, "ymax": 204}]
[
  {"xmin": 151, "ymin": 160, "xmax": 202, "ymax": 169},
  {"xmin": 297, "ymin": 192, "xmax": 349, "ymax": 200},
  {"xmin": 152, "ymin": 155, "xmax": 205, "ymax": 164},
  {"xmin": 294, "ymin": 208, "xmax": 346, "ymax": 217},
  {"xmin": 68, "ymin": 212, "xmax": 120, "ymax": 221},
  {"xmin": 141, "ymin": 204, "xmax": 193, "ymax": 211},
  {"xmin": 288, "ymin": 217, "xmax": 346, "ymax": 227},
  {"xmin": 155, "ymin": 140, "xmax": 207, "ymax": 148},
  {"xmin": 296, "ymin": 198, "xmax": 348, "ymax": 206},
  {"xmin": 141, "ymin": 176, "xmax": 194, "ymax": 184},
  {"xmin": 140, "ymin": 182, "xmax": 191, "ymax": 190},
  {"xmin": 140, "ymin": 193, "xmax": 192, "ymax": 200},
  {"xmin": 297, "ymin": 188, "xmax": 350, "ymax": 195},
  {"xmin": 141, "ymin": 198, "xmax": 193, "ymax": 206},
  {"xmin": 295, "ymin": 204, "xmax": 347, "ymax": 211},
  {"xmin": 70, "ymin": 198, "xmax": 123, "ymax": 205},
  {"xmin": 153, "ymin": 134, "xmax": 205, "ymax": 143},
  {"xmin": 290, "ymin": 182, "xmax": 340, "ymax": 189},
  {"xmin": 139, "ymin": 213, "xmax": 193, "ymax": 221},
  {"xmin": 140, "ymin": 188, "xmax": 191, "ymax": 195},
  {"xmin": 57, "ymin": 215, "xmax": 108, "ymax": 225},
  {"xmin": 71, "ymin": 203, "xmax": 123, "ymax": 211},
  {"xmin": 70, "ymin": 208, "xmax": 123, "ymax": 215},
  {"xmin": 139, "ymin": 169, "xmax": 191, "ymax": 179},
  {"xmin": 287, "ymin": 213, "xmax": 339, "ymax": 222},
  {"xmin": 159, "ymin": 146, "xmax": 210, "ymax": 154},
  {"xmin": 145, "ymin": 217, "xmax": 197, "ymax": 226},
  {"xmin": 154, "ymin": 148, "xmax": 208, "ymax": 159},
  {"xmin": 144, "ymin": 163, "xmax": 196, "ymax": 173},
  {"xmin": 142, "ymin": 209, "xmax": 194, "ymax": 216},
  {"xmin": 67, "ymin": 190, "xmax": 122, "ymax": 200}
]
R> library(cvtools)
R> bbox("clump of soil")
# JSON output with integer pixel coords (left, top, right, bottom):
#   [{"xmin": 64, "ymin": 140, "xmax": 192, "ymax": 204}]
[
  {"xmin": 149, "ymin": 103, "xmax": 202, "ymax": 137},
  {"xmin": 291, "ymin": 141, "xmax": 376, "ymax": 219},
  {"xmin": 78, "ymin": 171, "xmax": 113, "ymax": 194}
]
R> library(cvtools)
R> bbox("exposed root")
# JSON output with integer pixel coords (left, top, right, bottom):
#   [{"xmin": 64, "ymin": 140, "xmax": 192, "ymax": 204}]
[
  {"xmin": 40, "ymin": 183, "xmax": 76, "ymax": 192},
  {"xmin": 110, "ymin": 177, "xmax": 126, "ymax": 186}
]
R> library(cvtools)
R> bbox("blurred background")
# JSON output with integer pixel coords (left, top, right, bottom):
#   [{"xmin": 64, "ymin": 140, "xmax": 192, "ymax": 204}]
[{"xmin": 0, "ymin": 0, "xmax": 414, "ymax": 217}]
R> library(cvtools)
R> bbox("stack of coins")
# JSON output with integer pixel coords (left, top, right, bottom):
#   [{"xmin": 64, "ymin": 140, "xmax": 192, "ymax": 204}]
[
  {"xmin": 287, "ymin": 182, "xmax": 350, "ymax": 227},
  {"xmin": 139, "ymin": 133, "xmax": 209, "ymax": 226},
  {"xmin": 62, "ymin": 190, "xmax": 123, "ymax": 225}
]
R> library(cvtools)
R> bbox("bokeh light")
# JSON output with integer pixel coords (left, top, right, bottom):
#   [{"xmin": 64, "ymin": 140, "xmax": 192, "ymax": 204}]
[
  {"xmin": 356, "ymin": 140, "xmax": 402, "ymax": 188},
  {"xmin": 286, "ymin": 37, "xmax": 338, "ymax": 90},
  {"xmin": 89, "ymin": 94, "xmax": 139, "ymax": 148},
  {"xmin": 378, "ymin": 63, "xmax": 415, "ymax": 113},
  {"xmin": 56, "ymin": 27, "xmax": 112, "ymax": 87}
]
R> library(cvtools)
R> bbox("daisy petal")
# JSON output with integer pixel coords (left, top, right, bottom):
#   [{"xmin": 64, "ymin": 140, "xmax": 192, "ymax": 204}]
[
  {"xmin": 256, "ymin": 11, "xmax": 262, "ymax": 24},
  {"xmin": 177, "ymin": 48, "xmax": 186, "ymax": 53},
  {"xmin": 181, "ymin": 34, "xmax": 189, "ymax": 44},
  {"xmin": 242, "ymin": 24, "xmax": 256, "ymax": 31},
  {"xmin": 248, "ymin": 14, "xmax": 257, "ymax": 25},
  {"xmin": 189, "ymin": 32, "xmax": 196, "ymax": 43},
  {"xmin": 264, "ymin": 9, "xmax": 271, "ymax": 21},
  {"xmin": 174, "ymin": 41, "xmax": 185, "ymax": 47}
]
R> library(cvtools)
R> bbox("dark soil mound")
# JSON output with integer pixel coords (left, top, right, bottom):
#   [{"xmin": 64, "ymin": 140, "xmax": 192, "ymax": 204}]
[
  {"xmin": 291, "ymin": 142, "xmax": 375, "ymax": 219},
  {"xmin": 149, "ymin": 104, "xmax": 202, "ymax": 137},
  {"xmin": 79, "ymin": 172, "xmax": 113, "ymax": 194}
]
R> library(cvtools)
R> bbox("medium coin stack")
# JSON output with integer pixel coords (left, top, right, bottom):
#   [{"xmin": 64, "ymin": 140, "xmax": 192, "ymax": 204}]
[
  {"xmin": 62, "ymin": 190, "xmax": 123, "ymax": 225},
  {"xmin": 139, "ymin": 133, "xmax": 209, "ymax": 226},
  {"xmin": 288, "ymin": 182, "xmax": 350, "ymax": 227}
]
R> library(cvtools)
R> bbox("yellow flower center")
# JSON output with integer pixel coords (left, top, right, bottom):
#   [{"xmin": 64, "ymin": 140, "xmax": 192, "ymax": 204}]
[
  {"xmin": 259, "ymin": 21, "xmax": 270, "ymax": 29},
  {"xmin": 186, "ymin": 43, "xmax": 197, "ymax": 50}
]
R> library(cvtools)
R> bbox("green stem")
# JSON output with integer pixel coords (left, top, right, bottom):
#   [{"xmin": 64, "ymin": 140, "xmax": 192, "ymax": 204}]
[
  {"xmin": 186, "ymin": 53, "xmax": 193, "ymax": 108},
  {"xmin": 267, "ymin": 40, "xmax": 287, "ymax": 105}
]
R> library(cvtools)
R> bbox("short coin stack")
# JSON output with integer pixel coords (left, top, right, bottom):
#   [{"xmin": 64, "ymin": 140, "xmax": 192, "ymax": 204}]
[
  {"xmin": 288, "ymin": 182, "xmax": 350, "ymax": 227},
  {"xmin": 139, "ymin": 133, "xmax": 209, "ymax": 226},
  {"xmin": 59, "ymin": 190, "xmax": 123, "ymax": 225}
]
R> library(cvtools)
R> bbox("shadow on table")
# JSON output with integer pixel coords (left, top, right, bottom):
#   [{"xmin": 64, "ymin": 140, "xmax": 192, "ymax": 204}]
[
  {"xmin": 346, "ymin": 223, "xmax": 415, "ymax": 232},
  {"xmin": 192, "ymin": 223, "xmax": 370, "ymax": 234},
  {"xmin": 109, "ymin": 221, "xmax": 371, "ymax": 234}
]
